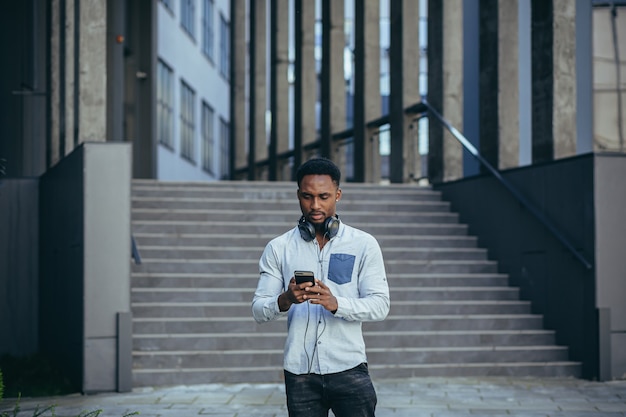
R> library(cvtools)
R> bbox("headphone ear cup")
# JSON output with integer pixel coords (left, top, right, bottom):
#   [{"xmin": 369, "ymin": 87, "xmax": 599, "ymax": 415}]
[
  {"xmin": 298, "ymin": 216, "xmax": 316, "ymax": 242},
  {"xmin": 324, "ymin": 216, "xmax": 340, "ymax": 239},
  {"xmin": 298, "ymin": 215, "xmax": 340, "ymax": 241}
]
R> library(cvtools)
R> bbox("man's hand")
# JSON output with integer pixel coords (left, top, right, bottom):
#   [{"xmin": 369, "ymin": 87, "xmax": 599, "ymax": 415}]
[
  {"xmin": 304, "ymin": 279, "xmax": 338, "ymax": 313},
  {"xmin": 278, "ymin": 277, "xmax": 315, "ymax": 311}
]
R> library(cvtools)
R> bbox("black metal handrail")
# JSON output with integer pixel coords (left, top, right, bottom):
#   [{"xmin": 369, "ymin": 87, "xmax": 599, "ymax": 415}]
[
  {"xmin": 131, "ymin": 235, "xmax": 142, "ymax": 265},
  {"xmin": 420, "ymin": 98, "xmax": 593, "ymax": 270}
]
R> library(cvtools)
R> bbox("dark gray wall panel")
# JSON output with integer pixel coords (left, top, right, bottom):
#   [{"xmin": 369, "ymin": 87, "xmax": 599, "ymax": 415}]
[
  {"xmin": 435, "ymin": 154, "xmax": 597, "ymax": 378},
  {"xmin": 0, "ymin": 179, "xmax": 39, "ymax": 356}
]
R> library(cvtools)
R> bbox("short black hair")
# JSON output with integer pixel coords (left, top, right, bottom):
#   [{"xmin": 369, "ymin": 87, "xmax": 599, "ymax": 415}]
[{"xmin": 296, "ymin": 157, "xmax": 341, "ymax": 187}]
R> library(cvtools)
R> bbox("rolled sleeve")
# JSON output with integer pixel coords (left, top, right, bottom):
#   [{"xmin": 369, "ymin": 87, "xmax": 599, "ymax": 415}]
[{"xmin": 252, "ymin": 243, "xmax": 288, "ymax": 323}]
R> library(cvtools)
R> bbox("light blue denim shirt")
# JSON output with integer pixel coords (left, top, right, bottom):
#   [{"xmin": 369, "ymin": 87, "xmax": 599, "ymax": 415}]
[{"xmin": 252, "ymin": 221, "xmax": 390, "ymax": 375}]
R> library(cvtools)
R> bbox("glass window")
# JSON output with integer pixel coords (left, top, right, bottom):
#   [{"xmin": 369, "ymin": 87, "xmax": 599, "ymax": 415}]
[
  {"xmin": 181, "ymin": 0, "xmax": 195, "ymax": 39},
  {"xmin": 219, "ymin": 14, "xmax": 230, "ymax": 79},
  {"xmin": 202, "ymin": 0, "xmax": 214, "ymax": 61},
  {"xmin": 180, "ymin": 80, "xmax": 196, "ymax": 163},
  {"xmin": 201, "ymin": 102, "xmax": 215, "ymax": 174},
  {"xmin": 160, "ymin": 0, "xmax": 173, "ymax": 13},
  {"xmin": 157, "ymin": 60, "xmax": 175, "ymax": 150}
]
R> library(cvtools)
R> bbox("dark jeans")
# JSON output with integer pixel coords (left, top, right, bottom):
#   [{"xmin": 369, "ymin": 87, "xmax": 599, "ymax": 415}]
[{"xmin": 284, "ymin": 363, "xmax": 377, "ymax": 417}]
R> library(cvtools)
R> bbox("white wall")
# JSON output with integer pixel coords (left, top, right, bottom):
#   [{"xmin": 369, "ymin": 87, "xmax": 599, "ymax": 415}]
[
  {"xmin": 156, "ymin": 0, "xmax": 231, "ymax": 181},
  {"xmin": 83, "ymin": 143, "xmax": 132, "ymax": 392},
  {"xmin": 594, "ymin": 154, "xmax": 626, "ymax": 380}
]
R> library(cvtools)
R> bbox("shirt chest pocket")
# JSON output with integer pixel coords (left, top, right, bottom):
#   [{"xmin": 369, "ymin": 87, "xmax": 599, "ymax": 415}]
[{"xmin": 328, "ymin": 253, "xmax": 356, "ymax": 285}]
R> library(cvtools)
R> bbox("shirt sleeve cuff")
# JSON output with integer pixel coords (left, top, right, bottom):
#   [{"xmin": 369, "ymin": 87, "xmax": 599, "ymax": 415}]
[
  {"xmin": 263, "ymin": 294, "xmax": 280, "ymax": 317},
  {"xmin": 332, "ymin": 296, "xmax": 347, "ymax": 318}
]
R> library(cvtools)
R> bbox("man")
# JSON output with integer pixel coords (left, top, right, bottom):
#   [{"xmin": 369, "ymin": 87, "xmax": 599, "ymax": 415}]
[{"xmin": 252, "ymin": 157, "xmax": 390, "ymax": 417}]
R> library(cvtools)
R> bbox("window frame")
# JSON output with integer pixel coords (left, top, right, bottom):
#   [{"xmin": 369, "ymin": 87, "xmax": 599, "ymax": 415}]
[
  {"xmin": 202, "ymin": 0, "xmax": 215, "ymax": 62},
  {"xmin": 201, "ymin": 101, "xmax": 215, "ymax": 174},
  {"xmin": 219, "ymin": 117, "xmax": 230, "ymax": 179},
  {"xmin": 157, "ymin": 59, "xmax": 175, "ymax": 151},
  {"xmin": 180, "ymin": 80, "xmax": 197, "ymax": 163},
  {"xmin": 219, "ymin": 13, "xmax": 230, "ymax": 79},
  {"xmin": 181, "ymin": 0, "xmax": 196, "ymax": 39}
]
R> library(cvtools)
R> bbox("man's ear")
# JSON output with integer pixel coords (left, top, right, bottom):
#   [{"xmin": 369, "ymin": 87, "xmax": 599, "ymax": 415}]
[{"xmin": 335, "ymin": 188, "xmax": 342, "ymax": 202}]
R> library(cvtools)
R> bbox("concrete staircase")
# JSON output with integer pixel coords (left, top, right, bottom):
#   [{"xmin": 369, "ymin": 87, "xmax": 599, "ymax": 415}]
[{"xmin": 130, "ymin": 179, "xmax": 581, "ymax": 387}]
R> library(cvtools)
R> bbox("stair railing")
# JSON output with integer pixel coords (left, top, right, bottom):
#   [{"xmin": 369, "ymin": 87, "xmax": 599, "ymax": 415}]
[
  {"xmin": 131, "ymin": 234, "xmax": 142, "ymax": 264},
  {"xmin": 420, "ymin": 98, "xmax": 593, "ymax": 270}
]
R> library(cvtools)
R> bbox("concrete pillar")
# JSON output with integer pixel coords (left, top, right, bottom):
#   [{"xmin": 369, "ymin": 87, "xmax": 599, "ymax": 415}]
[
  {"xmin": 49, "ymin": 0, "xmax": 83, "ymax": 163},
  {"xmin": 363, "ymin": 0, "xmax": 380, "ymax": 178},
  {"xmin": 49, "ymin": 0, "xmax": 109, "ymax": 166},
  {"xmin": 250, "ymin": 0, "xmax": 268, "ymax": 178},
  {"xmin": 498, "ymin": 0, "xmax": 520, "ymax": 169},
  {"xmin": 442, "ymin": 0, "xmax": 464, "ymax": 181},
  {"xmin": 574, "ymin": 0, "xmax": 593, "ymax": 155},
  {"xmin": 354, "ymin": 0, "xmax": 380, "ymax": 182},
  {"xmin": 231, "ymin": 0, "xmax": 247, "ymax": 173},
  {"xmin": 518, "ymin": 0, "xmax": 532, "ymax": 166},
  {"xmin": 329, "ymin": 0, "xmax": 346, "ymax": 142},
  {"xmin": 65, "ymin": 0, "xmax": 77, "ymax": 154},
  {"xmin": 269, "ymin": 0, "xmax": 290, "ymax": 180},
  {"xmin": 107, "ymin": 0, "xmax": 125, "ymax": 144},
  {"xmin": 293, "ymin": 0, "xmax": 317, "ymax": 172},
  {"xmin": 401, "ymin": 0, "xmax": 421, "ymax": 183},
  {"xmin": 299, "ymin": 0, "xmax": 317, "ymax": 146},
  {"xmin": 78, "ymin": 0, "xmax": 107, "ymax": 143},
  {"xmin": 552, "ymin": 0, "xmax": 577, "ymax": 158},
  {"xmin": 321, "ymin": 0, "xmax": 346, "ymax": 160}
]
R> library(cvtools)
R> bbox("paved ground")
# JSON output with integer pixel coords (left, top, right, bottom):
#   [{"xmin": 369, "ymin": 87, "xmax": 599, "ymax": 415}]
[{"xmin": 1, "ymin": 377, "xmax": 625, "ymax": 417}]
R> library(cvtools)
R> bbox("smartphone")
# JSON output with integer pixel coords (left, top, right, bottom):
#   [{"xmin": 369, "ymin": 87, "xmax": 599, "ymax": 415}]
[{"xmin": 294, "ymin": 270, "xmax": 315, "ymax": 285}]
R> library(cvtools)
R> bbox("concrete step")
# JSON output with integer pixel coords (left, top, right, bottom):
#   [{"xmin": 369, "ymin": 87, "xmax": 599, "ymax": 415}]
[
  {"xmin": 131, "ymin": 361, "xmax": 581, "ymax": 386},
  {"xmin": 129, "ymin": 286, "xmax": 520, "ymax": 303},
  {"xmin": 132, "ymin": 181, "xmax": 443, "ymax": 201},
  {"xmin": 133, "ymin": 233, "xmax": 480, "ymax": 248},
  {"xmin": 131, "ymin": 272, "xmax": 509, "ymax": 288},
  {"xmin": 132, "ymin": 314, "xmax": 544, "ymax": 334},
  {"xmin": 132, "ymin": 220, "xmax": 469, "ymax": 236},
  {"xmin": 131, "ymin": 198, "xmax": 448, "ymax": 212},
  {"xmin": 132, "ymin": 330, "xmax": 557, "ymax": 351},
  {"xmin": 130, "ymin": 300, "xmax": 531, "ymax": 318},
  {"xmin": 134, "ymin": 246, "xmax": 488, "ymax": 261},
  {"xmin": 132, "ymin": 210, "xmax": 459, "ymax": 224},
  {"xmin": 369, "ymin": 362, "xmax": 582, "ymax": 379},
  {"xmin": 132, "ymin": 259, "xmax": 498, "ymax": 274},
  {"xmin": 130, "ymin": 180, "xmax": 581, "ymax": 386},
  {"xmin": 132, "ymin": 345, "xmax": 569, "ymax": 371},
  {"xmin": 385, "ymin": 260, "xmax": 499, "ymax": 274}
]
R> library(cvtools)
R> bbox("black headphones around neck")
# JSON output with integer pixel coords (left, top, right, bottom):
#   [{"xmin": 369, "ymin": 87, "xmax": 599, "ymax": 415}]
[{"xmin": 298, "ymin": 215, "xmax": 340, "ymax": 242}]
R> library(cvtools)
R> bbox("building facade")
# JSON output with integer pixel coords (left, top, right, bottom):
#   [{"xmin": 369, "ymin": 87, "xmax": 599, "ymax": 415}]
[{"xmin": 0, "ymin": 0, "xmax": 625, "ymax": 392}]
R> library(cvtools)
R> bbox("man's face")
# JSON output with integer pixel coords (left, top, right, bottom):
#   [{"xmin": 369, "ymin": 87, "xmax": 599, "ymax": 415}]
[{"xmin": 297, "ymin": 174, "xmax": 342, "ymax": 227}]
